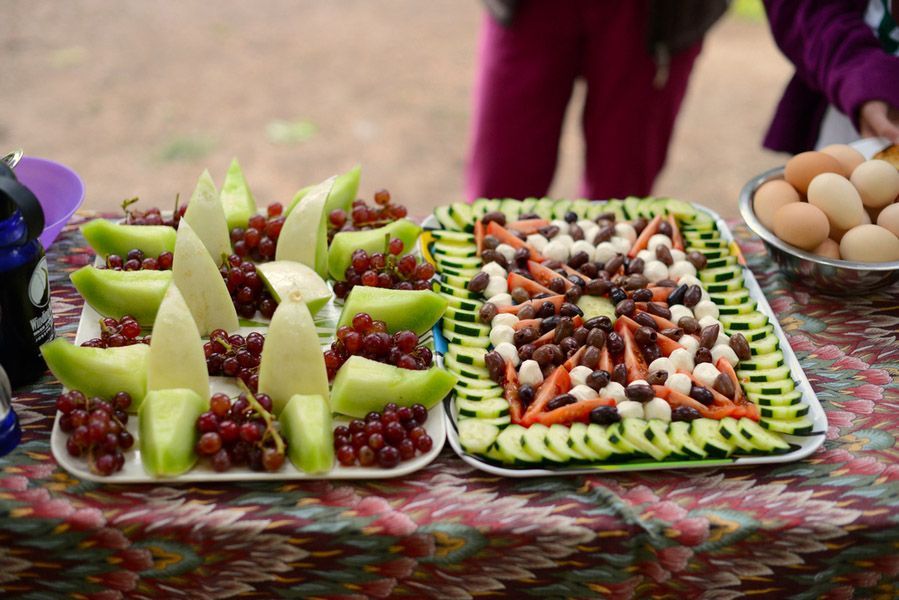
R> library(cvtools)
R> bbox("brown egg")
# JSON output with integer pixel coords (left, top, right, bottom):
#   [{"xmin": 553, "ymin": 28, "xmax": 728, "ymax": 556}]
[
  {"xmin": 819, "ymin": 144, "xmax": 865, "ymax": 176},
  {"xmin": 839, "ymin": 224, "xmax": 899, "ymax": 262},
  {"xmin": 785, "ymin": 151, "xmax": 844, "ymax": 195},
  {"xmin": 753, "ymin": 179, "xmax": 801, "ymax": 231},
  {"xmin": 811, "ymin": 238, "xmax": 841, "ymax": 260},
  {"xmin": 773, "ymin": 202, "xmax": 830, "ymax": 251},
  {"xmin": 830, "ymin": 209, "xmax": 871, "ymax": 242},
  {"xmin": 807, "ymin": 172, "xmax": 866, "ymax": 230},
  {"xmin": 876, "ymin": 203, "xmax": 899, "ymax": 238},
  {"xmin": 850, "ymin": 159, "xmax": 899, "ymax": 208}
]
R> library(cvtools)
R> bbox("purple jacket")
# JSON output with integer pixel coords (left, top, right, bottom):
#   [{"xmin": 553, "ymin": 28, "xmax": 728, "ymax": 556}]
[{"xmin": 763, "ymin": 0, "xmax": 899, "ymax": 153}]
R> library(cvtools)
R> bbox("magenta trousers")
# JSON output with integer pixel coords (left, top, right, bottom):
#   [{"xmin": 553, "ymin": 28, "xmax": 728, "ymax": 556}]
[{"xmin": 465, "ymin": 0, "xmax": 702, "ymax": 202}]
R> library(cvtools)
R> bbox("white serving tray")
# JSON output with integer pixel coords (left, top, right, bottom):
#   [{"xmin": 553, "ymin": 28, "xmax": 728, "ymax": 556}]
[{"xmin": 425, "ymin": 206, "xmax": 827, "ymax": 477}]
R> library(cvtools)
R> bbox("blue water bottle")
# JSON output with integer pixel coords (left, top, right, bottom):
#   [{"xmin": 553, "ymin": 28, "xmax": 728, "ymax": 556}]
[
  {"xmin": 0, "ymin": 161, "xmax": 55, "ymax": 389},
  {"xmin": 0, "ymin": 365, "xmax": 21, "ymax": 456}
]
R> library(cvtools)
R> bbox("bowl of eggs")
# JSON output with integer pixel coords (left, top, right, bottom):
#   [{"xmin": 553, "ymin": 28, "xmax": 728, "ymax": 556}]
[{"xmin": 739, "ymin": 140, "xmax": 899, "ymax": 293}]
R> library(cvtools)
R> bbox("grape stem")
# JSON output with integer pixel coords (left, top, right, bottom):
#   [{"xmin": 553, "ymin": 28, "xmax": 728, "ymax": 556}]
[{"xmin": 236, "ymin": 381, "xmax": 285, "ymax": 456}]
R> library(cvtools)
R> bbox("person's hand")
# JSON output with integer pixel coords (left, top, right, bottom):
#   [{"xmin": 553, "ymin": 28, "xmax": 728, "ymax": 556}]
[{"xmin": 859, "ymin": 100, "xmax": 899, "ymax": 143}]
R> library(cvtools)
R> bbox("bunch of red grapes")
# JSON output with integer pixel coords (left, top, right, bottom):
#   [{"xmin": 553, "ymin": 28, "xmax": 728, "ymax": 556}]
[
  {"xmin": 123, "ymin": 197, "xmax": 188, "ymax": 228},
  {"xmin": 195, "ymin": 391, "xmax": 286, "ymax": 472},
  {"xmin": 56, "ymin": 389, "xmax": 135, "ymax": 476},
  {"xmin": 327, "ymin": 189, "xmax": 408, "ymax": 243},
  {"xmin": 220, "ymin": 255, "xmax": 277, "ymax": 320},
  {"xmin": 229, "ymin": 203, "xmax": 285, "ymax": 262},
  {"xmin": 81, "ymin": 315, "xmax": 149, "ymax": 348},
  {"xmin": 333, "ymin": 403, "xmax": 433, "ymax": 469},
  {"xmin": 100, "ymin": 249, "xmax": 173, "ymax": 272},
  {"xmin": 331, "ymin": 239, "xmax": 436, "ymax": 300},
  {"xmin": 204, "ymin": 329, "xmax": 265, "ymax": 392},
  {"xmin": 324, "ymin": 312, "xmax": 433, "ymax": 380}
]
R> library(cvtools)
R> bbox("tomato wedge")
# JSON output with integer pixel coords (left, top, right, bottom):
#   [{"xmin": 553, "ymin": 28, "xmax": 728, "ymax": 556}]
[
  {"xmin": 507, "ymin": 272, "xmax": 554, "ymax": 296},
  {"xmin": 503, "ymin": 360, "xmax": 524, "ymax": 424},
  {"xmin": 654, "ymin": 385, "xmax": 736, "ymax": 420},
  {"xmin": 598, "ymin": 346, "xmax": 613, "ymax": 373},
  {"xmin": 486, "ymin": 221, "xmax": 542, "ymax": 260},
  {"xmin": 617, "ymin": 323, "xmax": 648, "ymax": 383},
  {"xmin": 716, "ymin": 358, "xmax": 760, "ymax": 421},
  {"xmin": 513, "ymin": 318, "xmax": 542, "ymax": 331},
  {"xmin": 474, "ymin": 220, "xmax": 485, "ymax": 257},
  {"xmin": 668, "ymin": 214, "xmax": 684, "ymax": 252},
  {"xmin": 534, "ymin": 396, "xmax": 616, "ymax": 426},
  {"xmin": 627, "ymin": 214, "xmax": 663, "ymax": 258},
  {"xmin": 561, "ymin": 264, "xmax": 590, "ymax": 282},
  {"xmin": 615, "ymin": 315, "xmax": 682, "ymax": 356},
  {"xmin": 507, "ymin": 218, "xmax": 549, "ymax": 235},
  {"xmin": 528, "ymin": 260, "xmax": 573, "ymax": 290},
  {"xmin": 521, "ymin": 366, "xmax": 571, "ymax": 426},
  {"xmin": 562, "ymin": 346, "xmax": 587, "ymax": 370},
  {"xmin": 496, "ymin": 295, "xmax": 565, "ymax": 314},
  {"xmin": 646, "ymin": 285, "xmax": 674, "ymax": 303},
  {"xmin": 677, "ymin": 369, "xmax": 736, "ymax": 406}
]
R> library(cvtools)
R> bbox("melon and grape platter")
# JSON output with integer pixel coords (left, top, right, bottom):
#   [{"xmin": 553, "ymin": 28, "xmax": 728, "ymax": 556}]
[{"xmin": 44, "ymin": 160, "xmax": 824, "ymax": 481}]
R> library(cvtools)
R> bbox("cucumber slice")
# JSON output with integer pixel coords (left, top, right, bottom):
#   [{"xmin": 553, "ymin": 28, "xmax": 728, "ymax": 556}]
[
  {"xmin": 457, "ymin": 397, "xmax": 509, "ymax": 418},
  {"xmin": 741, "ymin": 379, "xmax": 796, "ymax": 396},
  {"xmin": 747, "ymin": 389, "xmax": 803, "ymax": 406},
  {"xmin": 471, "ymin": 199, "xmax": 501, "ymax": 220},
  {"xmin": 667, "ymin": 421, "xmax": 707, "ymax": 458},
  {"xmin": 454, "ymin": 373, "xmax": 502, "ymax": 389},
  {"xmin": 569, "ymin": 422, "xmax": 601, "ymax": 460},
  {"xmin": 688, "ymin": 238, "xmax": 729, "ymax": 250},
  {"xmin": 737, "ymin": 351, "xmax": 785, "ymax": 371},
  {"xmin": 470, "ymin": 414, "xmax": 512, "ymax": 427},
  {"xmin": 623, "ymin": 197, "xmax": 642, "ymax": 220},
  {"xmin": 495, "ymin": 425, "xmax": 538, "ymax": 463},
  {"xmin": 430, "ymin": 230, "xmax": 475, "ymax": 244},
  {"xmin": 501, "ymin": 198, "xmax": 524, "ymax": 221},
  {"xmin": 448, "ymin": 202, "xmax": 475, "ymax": 232},
  {"xmin": 709, "ymin": 289, "xmax": 751, "ymax": 306},
  {"xmin": 705, "ymin": 255, "xmax": 739, "ymax": 270},
  {"xmin": 522, "ymin": 424, "xmax": 568, "ymax": 463},
  {"xmin": 444, "ymin": 305, "xmax": 480, "ymax": 323},
  {"xmin": 551, "ymin": 200, "xmax": 573, "ymax": 220},
  {"xmin": 721, "ymin": 311, "xmax": 769, "ymax": 331},
  {"xmin": 547, "ymin": 424, "xmax": 586, "ymax": 461},
  {"xmin": 519, "ymin": 198, "xmax": 539, "ymax": 214},
  {"xmin": 705, "ymin": 277, "xmax": 745, "ymax": 294},
  {"xmin": 444, "ymin": 355, "xmax": 490, "ymax": 380},
  {"xmin": 740, "ymin": 324, "xmax": 775, "ymax": 342},
  {"xmin": 440, "ymin": 293, "xmax": 482, "ymax": 312},
  {"xmin": 683, "ymin": 230, "xmax": 720, "ymax": 241},
  {"xmin": 758, "ymin": 403, "xmax": 810, "ymax": 420},
  {"xmin": 738, "ymin": 418, "xmax": 791, "ymax": 452},
  {"xmin": 693, "ymin": 247, "xmax": 729, "ymax": 260},
  {"xmin": 533, "ymin": 199, "xmax": 555, "ymax": 220},
  {"xmin": 434, "ymin": 206, "xmax": 460, "ymax": 231},
  {"xmin": 443, "ymin": 329, "xmax": 491, "ymax": 348},
  {"xmin": 433, "ymin": 243, "xmax": 478, "ymax": 258},
  {"xmin": 568, "ymin": 200, "xmax": 591, "ymax": 219},
  {"xmin": 606, "ymin": 422, "xmax": 645, "ymax": 456},
  {"xmin": 443, "ymin": 273, "xmax": 475, "ymax": 289},
  {"xmin": 438, "ymin": 281, "xmax": 482, "ymax": 300},
  {"xmin": 718, "ymin": 301, "xmax": 757, "ymax": 316},
  {"xmin": 436, "ymin": 255, "xmax": 484, "ymax": 270},
  {"xmin": 737, "ymin": 365, "xmax": 792, "ymax": 383},
  {"xmin": 718, "ymin": 417, "xmax": 756, "ymax": 454},
  {"xmin": 620, "ymin": 418, "xmax": 667, "ymax": 460},
  {"xmin": 661, "ymin": 198, "xmax": 698, "ymax": 220},
  {"xmin": 690, "ymin": 418, "xmax": 734, "ymax": 457},
  {"xmin": 749, "ymin": 334, "xmax": 780, "ymax": 356},
  {"xmin": 458, "ymin": 419, "xmax": 501, "ymax": 455},
  {"xmin": 455, "ymin": 385, "xmax": 505, "ymax": 400},
  {"xmin": 645, "ymin": 420, "xmax": 676, "ymax": 458},
  {"xmin": 760, "ymin": 416, "xmax": 815, "ymax": 435},
  {"xmin": 437, "ymin": 265, "xmax": 481, "ymax": 279},
  {"xmin": 584, "ymin": 423, "xmax": 617, "ymax": 459},
  {"xmin": 446, "ymin": 344, "xmax": 487, "ymax": 367},
  {"xmin": 443, "ymin": 318, "xmax": 490, "ymax": 338}
]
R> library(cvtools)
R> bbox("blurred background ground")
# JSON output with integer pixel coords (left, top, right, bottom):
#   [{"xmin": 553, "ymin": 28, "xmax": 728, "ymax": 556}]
[{"xmin": 2, "ymin": 0, "xmax": 792, "ymax": 219}]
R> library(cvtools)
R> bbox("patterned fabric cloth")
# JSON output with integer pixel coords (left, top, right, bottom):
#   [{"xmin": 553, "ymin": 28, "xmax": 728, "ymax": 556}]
[{"xmin": 1, "ymin": 213, "xmax": 897, "ymax": 599}]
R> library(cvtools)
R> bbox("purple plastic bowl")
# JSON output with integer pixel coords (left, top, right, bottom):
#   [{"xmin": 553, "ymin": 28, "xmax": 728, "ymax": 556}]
[{"xmin": 13, "ymin": 156, "xmax": 85, "ymax": 249}]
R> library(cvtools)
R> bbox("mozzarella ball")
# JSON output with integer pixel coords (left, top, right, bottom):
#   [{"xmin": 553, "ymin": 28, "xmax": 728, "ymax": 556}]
[
  {"xmin": 526, "ymin": 234, "xmax": 549, "ymax": 253},
  {"xmin": 484, "ymin": 275, "xmax": 508, "ymax": 299},
  {"xmin": 494, "ymin": 342, "xmax": 520, "ymax": 367},
  {"xmin": 648, "ymin": 234, "xmax": 673, "ymax": 252},
  {"xmin": 614, "ymin": 223, "xmax": 637, "ymax": 244},
  {"xmin": 610, "ymin": 236, "xmax": 632, "ymax": 255},
  {"xmin": 577, "ymin": 219, "xmax": 595, "ymax": 231},
  {"xmin": 581, "ymin": 224, "xmax": 599, "ymax": 243},
  {"xmin": 648, "ymin": 357, "xmax": 674, "ymax": 375},
  {"xmin": 570, "ymin": 384, "xmax": 599, "ymax": 402},
  {"xmin": 551, "ymin": 219, "xmax": 568, "ymax": 230},
  {"xmin": 670, "ymin": 249, "xmax": 686, "ymax": 263},
  {"xmin": 665, "ymin": 372, "xmax": 692, "ymax": 396},
  {"xmin": 668, "ymin": 348, "xmax": 695, "ymax": 373},
  {"xmin": 615, "ymin": 400, "xmax": 644, "ymax": 419},
  {"xmin": 491, "ymin": 313, "xmax": 519, "ymax": 329},
  {"xmin": 555, "ymin": 234, "xmax": 575, "ymax": 249},
  {"xmin": 570, "ymin": 240, "xmax": 596, "ymax": 261},
  {"xmin": 692, "ymin": 300, "xmax": 719, "ymax": 320},
  {"xmin": 643, "ymin": 260, "xmax": 670, "ymax": 283},
  {"xmin": 678, "ymin": 335, "xmax": 700, "ymax": 357},
  {"xmin": 697, "ymin": 315, "xmax": 721, "ymax": 330},
  {"xmin": 629, "ymin": 379, "xmax": 650, "ymax": 388},
  {"xmin": 599, "ymin": 382, "xmax": 627, "ymax": 403},
  {"xmin": 693, "ymin": 362, "xmax": 721, "ymax": 388},
  {"xmin": 677, "ymin": 274, "xmax": 703, "ymax": 288},
  {"xmin": 518, "ymin": 359, "xmax": 544, "ymax": 387},
  {"xmin": 668, "ymin": 305, "xmax": 694, "ymax": 325},
  {"xmin": 644, "ymin": 397, "xmax": 672, "ymax": 422},
  {"xmin": 543, "ymin": 240, "xmax": 569, "ymax": 262},
  {"xmin": 637, "ymin": 249, "xmax": 654, "ymax": 263},
  {"xmin": 594, "ymin": 242, "xmax": 618, "ymax": 264},
  {"xmin": 495, "ymin": 243, "xmax": 516, "ymax": 263},
  {"xmin": 489, "ymin": 324, "xmax": 516, "ymax": 347},
  {"xmin": 668, "ymin": 260, "xmax": 697, "ymax": 280},
  {"xmin": 481, "ymin": 262, "xmax": 507, "ymax": 278},
  {"xmin": 487, "ymin": 293, "xmax": 513, "ymax": 307},
  {"xmin": 711, "ymin": 344, "xmax": 740, "ymax": 367},
  {"xmin": 569, "ymin": 365, "xmax": 593, "ymax": 388}
]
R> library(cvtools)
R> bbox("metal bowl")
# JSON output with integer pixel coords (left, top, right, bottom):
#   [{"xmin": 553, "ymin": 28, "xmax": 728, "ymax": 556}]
[{"xmin": 738, "ymin": 166, "xmax": 899, "ymax": 294}]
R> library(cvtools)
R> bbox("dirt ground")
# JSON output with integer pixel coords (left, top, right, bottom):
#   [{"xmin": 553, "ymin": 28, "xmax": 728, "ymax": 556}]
[{"xmin": 2, "ymin": 1, "xmax": 793, "ymax": 220}]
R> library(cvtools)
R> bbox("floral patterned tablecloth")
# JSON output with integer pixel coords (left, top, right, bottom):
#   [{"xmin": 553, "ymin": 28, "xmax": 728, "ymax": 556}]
[{"xmin": 2, "ymin": 213, "xmax": 898, "ymax": 600}]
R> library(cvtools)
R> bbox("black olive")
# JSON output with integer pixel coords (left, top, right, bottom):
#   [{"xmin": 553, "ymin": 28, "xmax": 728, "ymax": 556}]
[
  {"xmin": 590, "ymin": 405, "xmax": 621, "ymax": 425},
  {"xmin": 667, "ymin": 284, "xmax": 688, "ymax": 306},
  {"xmin": 610, "ymin": 287, "xmax": 628, "ymax": 304},
  {"xmin": 586, "ymin": 369, "xmax": 611, "ymax": 391},
  {"xmin": 671, "ymin": 406, "xmax": 701, "ymax": 422}
]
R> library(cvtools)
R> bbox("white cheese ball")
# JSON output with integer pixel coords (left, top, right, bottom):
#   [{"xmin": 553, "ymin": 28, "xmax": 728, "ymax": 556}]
[
  {"xmin": 693, "ymin": 300, "xmax": 720, "ymax": 321},
  {"xmin": 648, "ymin": 233, "xmax": 673, "ymax": 252},
  {"xmin": 568, "ymin": 365, "xmax": 593, "ymax": 388},
  {"xmin": 581, "ymin": 224, "xmax": 599, "ymax": 243},
  {"xmin": 577, "ymin": 219, "xmax": 595, "ymax": 231},
  {"xmin": 526, "ymin": 234, "xmax": 549, "ymax": 253},
  {"xmin": 668, "ymin": 348, "xmax": 695, "ymax": 373},
  {"xmin": 678, "ymin": 335, "xmax": 700, "ymax": 357},
  {"xmin": 543, "ymin": 240, "xmax": 569, "ymax": 262},
  {"xmin": 644, "ymin": 397, "xmax": 672, "ymax": 422},
  {"xmin": 594, "ymin": 242, "xmax": 618, "ymax": 264},
  {"xmin": 495, "ymin": 243, "xmax": 516, "ymax": 263},
  {"xmin": 489, "ymin": 324, "xmax": 515, "ymax": 348},
  {"xmin": 643, "ymin": 260, "xmax": 670, "ymax": 283},
  {"xmin": 491, "ymin": 313, "xmax": 519, "ymax": 329},
  {"xmin": 668, "ymin": 304, "xmax": 694, "ymax": 325},
  {"xmin": 487, "ymin": 293, "xmax": 513, "ymax": 307},
  {"xmin": 697, "ymin": 315, "xmax": 721, "ymax": 330},
  {"xmin": 494, "ymin": 342, "xmax": 520, "ymax": 367},
  {"xmin": 610, "ymin": 236, "xmax": 632, "ymax": 255},
  {"xmin": 668, "ymin": 260, "xmax": 697, "ymax": 281},
  {"xmin": 570, "ymin": 384, "xmax": 599, "ymax": 402},
  {"xmin": 484, "ymin": 275, "xmax": 508, "ymax": 299},
  {"xmin": 614, "ymin": 223, "xmax": 637, "ymax": 244},
  {"xmin": 599, "ymin": 382, "xmax": 627, "ymax": 403},
  {"xmin": 629, "ymin": 379, "xmax": 649, "ymax": 388},
  {"xmin": 481, "ymin": 262, "xmax": 507, "ymax": 279},
  {"xmin": 648, "ymin": 357, "xmax": 674, "ymax": 375},
  {"xmin": 554, "ymin": 234, "xmax": 575, "ymax": 249},
  {"xmin": 615, "ymin": 400, "xmax": 644, "ymax": 419},
  {"xmin": 637, "ymin": 249, "xmax": 654, "ymax": 263},
  {"xmin": 670, "ymin": 249, "xmax": 686, "ymax": 262},
  {"xmin": 551, "ymin": 219, "xmax": 568, "ymax": 230},
  {"xmin": 677, "ymin": 274, "xmax": 702, "ymax": 288},
  {"xmin": 570, "ymin": 240, "xmax": 596, "ymax": 261},
  {"xmin": 665, "ymin": 372, "xmax": 692, "ymax": 396},
  {"xmin": 693, "ymin": 362, "xmax": 721, "ymax": 388},
  {"xmin": 518, "ymin": 359, "xmax": 544, "ymax": 387},
  {"xmin": 711, "ymin": 344, "xmax": 739, "ymax": 367}
]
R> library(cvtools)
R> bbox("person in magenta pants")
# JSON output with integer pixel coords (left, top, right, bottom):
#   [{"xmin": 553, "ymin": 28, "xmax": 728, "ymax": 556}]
[{"xmin": 465, "ymin": 0, "xmax": 727, "ymax": 202}]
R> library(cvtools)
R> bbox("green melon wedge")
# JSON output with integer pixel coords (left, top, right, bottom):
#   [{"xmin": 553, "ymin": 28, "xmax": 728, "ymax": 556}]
[
  {"xmin": 279, "ymin": 394, "xmax": 334, "ymax": 474},
  {"xmin": 139, "ymin": 388, "xmax": 207, "ymax": 477},
  {"xmin": 337, "ymin": 287, "xmax": 447, "ymax": 335}
]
